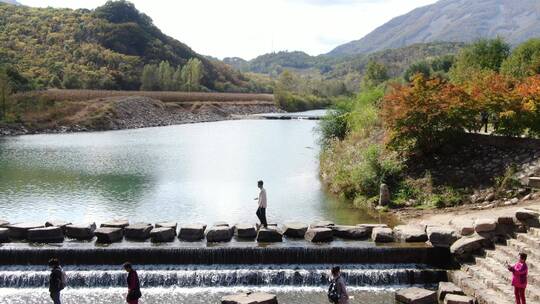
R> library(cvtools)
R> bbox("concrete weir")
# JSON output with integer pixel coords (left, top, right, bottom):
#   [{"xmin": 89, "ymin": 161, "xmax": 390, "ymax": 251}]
[{"xmin": 0, "ymin": 246, "xmax": 452, "ymax": 266}]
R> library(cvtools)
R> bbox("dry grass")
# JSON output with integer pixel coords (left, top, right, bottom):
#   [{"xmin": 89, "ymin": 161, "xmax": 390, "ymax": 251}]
[{"xmin": 15, "ymin": 89, "xmax": 275, "ymax": 103}]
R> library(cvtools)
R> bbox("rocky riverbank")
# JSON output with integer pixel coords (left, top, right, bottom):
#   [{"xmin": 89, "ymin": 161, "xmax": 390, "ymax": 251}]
[{"xmin": 0, "ymin": 96, "xmax": 281, "ymax": 136}]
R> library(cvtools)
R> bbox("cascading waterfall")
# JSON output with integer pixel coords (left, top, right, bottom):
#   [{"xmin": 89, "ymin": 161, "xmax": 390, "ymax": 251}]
[{"xmin": 0, "ymin": 264, "xmax": 446, "ymax": 289}]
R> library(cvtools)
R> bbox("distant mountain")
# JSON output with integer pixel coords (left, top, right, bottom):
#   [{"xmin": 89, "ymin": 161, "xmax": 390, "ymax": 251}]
[
  {"xmin": 0, "ymin": 0, "xmax": 20, "ymax": 4},
  {"xmin": 329, "ymin": 0, "xmax": 540, "ymax": 57}
]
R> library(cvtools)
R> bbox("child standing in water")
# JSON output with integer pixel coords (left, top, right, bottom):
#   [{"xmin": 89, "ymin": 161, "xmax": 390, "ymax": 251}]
[{"xmin": 507, "ymin": 253, "xmax": 528, "ymax": 304}]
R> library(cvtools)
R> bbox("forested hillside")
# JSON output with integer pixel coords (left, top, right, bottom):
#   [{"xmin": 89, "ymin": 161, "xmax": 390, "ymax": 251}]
[{"xmin": 0, "ymin": 1, "xmax": 250, "ymax": 91}]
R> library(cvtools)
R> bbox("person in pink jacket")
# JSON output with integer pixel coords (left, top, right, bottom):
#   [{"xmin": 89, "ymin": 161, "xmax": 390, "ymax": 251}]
[{"xmin": 507, "ymin": 253, "xmax": 528, "ymax": 304}]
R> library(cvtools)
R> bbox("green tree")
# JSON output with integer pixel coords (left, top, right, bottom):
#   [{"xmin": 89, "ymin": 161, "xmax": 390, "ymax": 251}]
[
  {"xmin": 181, "ymin": 58, "xmax": 203, "ymax": 92},
  {"xmin": 404, "ymin": 61, "xmax": 431, "ymax": 82},
  {"xmin": 158, "ymin": 61, "xmax": 174, "ymax": 91},
  {"xmin": 173, "ymin": 66, "xmax": 184, "ymax": 90},
  {"xmin": 0, "ymin": 69, "xmax": 10, "ymax": 122},
  {"xmin": 362, "ymin": 60, "xmax": 388, "ymax": 88},
  {"xmin": 501, "ymin": 38, "xmax": 540, "ymax": 78},
  {"xmin": 49, "ymin": 75, "xmax": 63, "ymax": 88},
  {"xmin": 140, "ymin": 64, "xmax": 160, "ymax": 91},
  {"xmin": 62, "ymin": 69, "xmax": 82, "ymax": 89},
  {"xmin": 431, "ymin": 54, "xmax": 455, "ymax": 73}
]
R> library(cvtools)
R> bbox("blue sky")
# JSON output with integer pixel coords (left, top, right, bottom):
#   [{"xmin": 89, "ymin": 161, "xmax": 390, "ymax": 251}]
[{"xmin": 19, "ymin": 0, "xmax": 438, "ymax": 59}]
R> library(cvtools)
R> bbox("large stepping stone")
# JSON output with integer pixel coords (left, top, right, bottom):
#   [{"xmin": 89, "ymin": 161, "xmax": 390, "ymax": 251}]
[
  {"xmin": 357, "ymin": 223, "xmax": 388, "ymax": 234},
  {"xmin": 394, "ymin": 225, "xmax": 427, "ymax": 242},
  {"xmin": 95, "ymin": 227, "xmax": 123, "ymax": 243},
  {"xmin": 444, "ymin": 294, "xmax": 475, "ymax": 304},
  {"xmin": 221, "ymin": 292, "xmax": 278, "ymax": 304},
  {"xmin": 235, "ymin": 224, "xmax": 257, "ymax": 239},
  {"xmin": 304, "ymin": 228, "xmax": 333, "ymax": 242},
  {"xmin": 0, "ymin": 228, "xmax": 9, "ymax": 243},
  {"xmin": 206, "ymin": 226, "xmax": 233, "ymax": 242},
  {"xmin": 427, "ymin": 226, "xmax": 458, "ymax": 248},
  {"xmin": 437, "ymin": 282, "xmax": 464, "ymax": 302},
  {"xmin": 27, "ymin": 227, "xmax": 64, "ymax": 243},
  {"xmin": 100, "ymin": 220, "xmax": 129, "ymax": 229},
  {"xmin": 474, "ymin": 218, "xmax": 497, "ymax": 233},
  {"xmin": 45, "ymin": 220, "xmax": 72, "ymax": 232},
  {"xmin": 124, "ymin": 223, "xmax": 152, "ymax": 240},
  {"xmin": 309, "ymin": 220, "xmax": 334, "ymax": 229},
  {"xmin": 372, "ymin": 227, "xmax": 393, "ymax": 243},
  {"xmin": 0, "ymin": 220, "xmax": 10, "ymax": 227},
  {"xmin": 256, "ymin": 227, "xmax": 283, "ymax": 242},
  {"xmin": 150, "ymin": 227, "xmax": 176, "ymax": 242},
  {"xmin": 65, "ymin": 223, "xmax": 96, "ymax": 240},
  {"xmin": 515, "ymin": 209, "xmax": 539, "ymax": 220},
  {"xmin": 396, "ymin": 287, "xmax": 437, "ymax": 304},
  {"xmin": 450, "ymin": 234, "xmax": 488, "ymax": 257},
  {"xmin": 281, "ymin": 222, "xmax": 308, "ymax": 238},
  {"xmin": 7, "ymin": 223, "xmax": 44, "ymax": 239},
  {"xmin": 179, "ymin": 224, "xmax": 205, "ymax": 241},
  {"xmin": 332, "ymin": 225, "xmax": 370, "ymax": 240},
  {"xmin": 450, "ymin": 219, "xmax": 475, "ymax": 236},
  {"xmin": 214, "ymin": 221, "xmax": 230, "ymax": 227},
  {"xmin": 155, "ymin": 222, "xmax": 177, "ymax": 235}
]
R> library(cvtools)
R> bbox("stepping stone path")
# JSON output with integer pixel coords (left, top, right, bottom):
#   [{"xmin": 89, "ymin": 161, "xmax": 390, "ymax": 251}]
[
  {"xmin": 395, "ymin": 287, "xmax": 436, "ymax": 304},
  {"xmin": 206, "ymin": 226, "xmax": 233, "ymax": 242},
  {"xmin": 256, "ymin": 227, "xmax": 283, "ymax": 242},
  {"xmin": 45, "ymin": 220, "xmax": 72, "ymax": 231},
  {"xmin": 124, "ymin": 223, "xmax": 153, "ymax": 240},
  {"xmin": 155, "ymin": 222, "xmax": 177, "ymax": 235},
  {"xmin": 450, "ymin": 219, "xmax": 475, "ymax": 236},
  {"xmin": 427, "ymin": 226, "xmax": 458, "ymax": 248},
  {"xmin": 179, "ymin": 224, "xmax": 205, "ymax": 241},
  {"xmin": 309, "ymin": 220, "xmax": 334, "ymax": 228},
  {"xmin": 331, "ymin": 225, "xmax": 370, "ymax": 239},
  {"xmin": 0, "ymin": 220, "xmax": 9, "ymax": 227},
  {"xmin": 281, "ymin": 222, "xmax": 308, "ymax": 238},
  {"xmin": 150, "ymin": 227, "xmax": 175, "ymax": 242},
  {"xmin": 235, "ymin": 224, "xmax": 257, "ymax": 239},
  {"xmin": 372, "ymin": 227, "xmax": 393, "ymax": 243},
  {"xmin": 473, "ymin": 219, "xmax": 497, "ymax": 233},
  {"xmin": 393, "ymin": 225, "xmax": 428, "ymax": 242},
  {"xmin": 100, "ymin": 220, "xmax": 129, "ymax": 229},
  {"xmin": 27, "ymin": 227, "xmax": 64, "ymax": 243},
  {"xmin": 65, "ymin": 223, "xmax": 96, "ymax": 240},
  {"xmin": 221, "ymin": 292, "xmax": 278, "ymax": 304},
  {"xmin": 95, "ymin": 227, "xmax": 123, "ymax": 243},
  {"xmin": 0, "ymin": 228, "xmax": 9, "ymax": 242},
  {"xmin": 7, "ymin": 223, "xmax": 44, "ymax": 239},
  {"xmin": 304, "ymin": 228, "xmax": 333, "ymax": 242},
  {"xmin": 437, "ymin": 282, "xmax": 464, "ymax": 302}
]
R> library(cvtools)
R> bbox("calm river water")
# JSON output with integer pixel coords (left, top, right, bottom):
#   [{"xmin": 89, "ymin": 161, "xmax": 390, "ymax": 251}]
[{"xmin": 0, "ymin": 112, "xmax": 384, "ymax": 225}]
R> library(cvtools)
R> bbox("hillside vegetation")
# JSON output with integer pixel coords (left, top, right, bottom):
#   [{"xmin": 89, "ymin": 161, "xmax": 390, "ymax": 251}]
[
  {"xmin": 0, "ymin": 1, "xmax": 250, "ymax": 92},
  {"xmin": 330, "ymin": 0, "xmax": 540, "ymax": 56}
]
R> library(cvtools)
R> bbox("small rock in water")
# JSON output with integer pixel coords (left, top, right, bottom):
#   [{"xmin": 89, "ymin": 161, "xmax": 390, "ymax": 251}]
[
  {"xmin": 221, "ymin": 292, "xmax": 278, "ymax": 304},
  {"xmin": 395, "ymin": 287, "xmax": 437, "ymax": 304}
]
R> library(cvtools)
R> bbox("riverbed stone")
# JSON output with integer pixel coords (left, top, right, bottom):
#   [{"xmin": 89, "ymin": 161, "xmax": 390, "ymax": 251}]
[
  {"xmin": 427, "ymin": 226, "xmax": 458, "ymax": 248},
  {"xmin": 45, "ymin": 220, "xmax": 72, "ymax": 231},
  {"xmin": 332, "ymin": 225, "xmax": 370, "ymax": 240},
  {"xmin": 124, "ymin": 223, "xmax": 153, "ymax": 240},
  {"xmin": 179, "ymin": 224, "xmax": 205, "ymax": 241},
  {"xmin": 235, "ymin": 224, "xmax": 257, "ymax": 239},
  {"xmin": 395, "ymin": 287, "xmax": 437, "ymax": 304},
  {"xmin": 515, "ymin": 208, "xmax": 539, "ymax": 221},
  {"xmin": 27, "ymin": 227, "xmax": 64, "ymax": 243},
  {"xmin": 95, "ymin": 227, "xmax": 123, "ymax": 243},
  {"xmin": 372, "ymin": 227, "xmax": 394, "ymax": 243},
  {"xmin": 450, "ymin": 219, "xmax": 475, "ymax": 236},
  {"xmin": 256, "ymin": 227, "xmax": 283, "ymax": 242},
  {"xmin": 309, "ymin": 220, "xmax": 334, "ymax": 229},
  {"xmin": 394, "ymin": 225, "xmax": 428, "ymax": 243},
  {"xmin": 437, "ymin": 282, "xmax": 464, "ymax": 302},
  {"xmin": 100, "ymin": 220, "xmax": 129, "ymax": 229},
  {"xmin": 474, "ymin": 218, "xmax": 497, "ymax": 233},
  {"xmin": 150, "ymin": 227, "xmax": 176, "ymax": 242},
  {"xmin": 221, "ymin": 292, "xmax": 278, "ymax": 304},
  {"xmin": 304, "ymin": 228, "xmax": 333, "ymax": 242},
  {"xmin": 65, "ymin": 223, "xmax": 96, "ymax": 240},
  {"xmin": 7, "ymin": 223, "xmax": 45, "ymax": 239},
  {"xmin": 0, "ymin": 228, "xmax": 9, "ymax": 243},
  {"xmin": 281, "ymin": 222, "xmax": 308, "ymax": 238},
  {"xmin": 206, "ymin": 226, "xmax": 233, "ymax": 242},
  {"xmin": 155, "ymin": 222, "xmax": 177, "ymax": 235},
  {"xmin": 450, "ymin": 234, "xmax": 488, "ymax": 259},
  {"xmin": 444, "ymin": 294, "xmax": 475, "ymax": 304}
]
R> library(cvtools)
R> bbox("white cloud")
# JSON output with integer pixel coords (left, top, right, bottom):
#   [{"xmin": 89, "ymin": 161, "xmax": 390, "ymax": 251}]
[{"xmin": 18, "ymin": 0, "xmax": 438, "ymax": 60}]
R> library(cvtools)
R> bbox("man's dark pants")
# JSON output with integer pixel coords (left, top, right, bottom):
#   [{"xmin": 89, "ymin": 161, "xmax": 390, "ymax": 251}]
[
  {"xmin": 256, "ymin": 207, "xmax": 267, "ymax": 227},
  {"xmin": 50, "ymin": 292, "xmax": 61, "ymax": 304}
]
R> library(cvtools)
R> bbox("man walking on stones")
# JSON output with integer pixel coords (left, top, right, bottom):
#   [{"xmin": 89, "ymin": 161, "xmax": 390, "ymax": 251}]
[
  {"xmin": 48, "ymin": 258, "xmax": 64, "ymax": 304},
  {"xmin": 255, "ymin": 180, "xmax": 268, "ymax": 229}
]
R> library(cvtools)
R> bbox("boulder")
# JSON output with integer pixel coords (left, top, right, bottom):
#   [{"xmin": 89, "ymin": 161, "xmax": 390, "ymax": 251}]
[
  {"xmin": 450, "ymin": 219, "xmax": 475, "ymax": 236},
  {"xmin": 515, "ymin": 209, "xmax": 539, "ymax": 221},
  {"xmin": 150, "ymin": 227, "xmax": 176, "ymax": 242},
  {"xmin": 281, "ymin": 222, "xmax": 308, "ymax": 238},
  {"xmin": 221, "ymin": 292, "xmax": 278, "ymax": 304},
  {"xmin": 27, "ymin": 227, "xmax": 64, "ymax": 243},
  {"xmin": 528, "ymin": 177, "xmax": 540, "ymax": 188},
  {"xmin": 155, "ymin": 222, "xmax": 177, "ymax": 235},
  {"xmin": 7, "ymin": 223, "xmax": 44, "ymax": 239},
  {"xmin": 304, "ymin": 228, "xmax": 333, "ymax": 242},
  {"xmin": 256, "ymin": 227, "xmax": 283, "ymax": 242},
  {"xmin": 394, "ymin": 225, "xmax": 427, "ymax": 242},
  {"xmin": 437, "ymin": 282, "xmax": 464, "ymax": 302},
  {"xmin": 474, "ymin": 218, "xmax": 497, "ymax": 233},
  {"xmin": 124, "ymin": 223, "xmax": 153, "ymax": 240},
  {"xmin": 206, "ymin": 226, "xmax": 233, "ymax": 242},
  {"xmin": 95, "ymin": 227, "xmax": 123, "ymax": 243},
  {"xmin": 0, "ymin": 228, "xmax": 9, "ymax": 243},
  {"xmin": 309, "ymin": 220, "xmax": 334, "ymax": 229},
  {"xmin": 379, "ymin": 183, "xmax": 391, "ymax": 206},
  {"xmin": 497, "ymin": 216, "xmax": 515, "ymax": 225},
  {"xmin": 100, "ymin": 220, "xmax": 129, "ymax": 229},
  {"xmin": 444, "ymin": 294, "xmax": 475, "ymax": 304},
  {"xmin": 235, "ymin": 224, "xmax": 257, "ymax": 239},
  {"xmin": 395, "ymin": 287, "xmax": 437, "ymax": 304},
  {"xmin": 450, "ymin": 234, "xmax": 488, "ymax": 258},
  {"xmin": 372, "ymin": 227, "xmax": 394, "ymax": 243},
  {"xmin": 332, "ymin": 225, "xmax": 370, "ymax": 240},
  {"xmin": 427, "ymin": 226, "xmax": 458, "ymax": 248},
  {"xmin": 179, "ymin": 224, "xmax": 205, "ymax": 241},
  {"xmin": 0, "ymin": 220, "xmax": 10, "ymax": 227},
  {"xmin": 65, "ymin": 223, "xmax": 96, "ymax": 240},
  {"xmin": 45, "ymin": 220, "xmax": 72, "ymax": 231}
]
